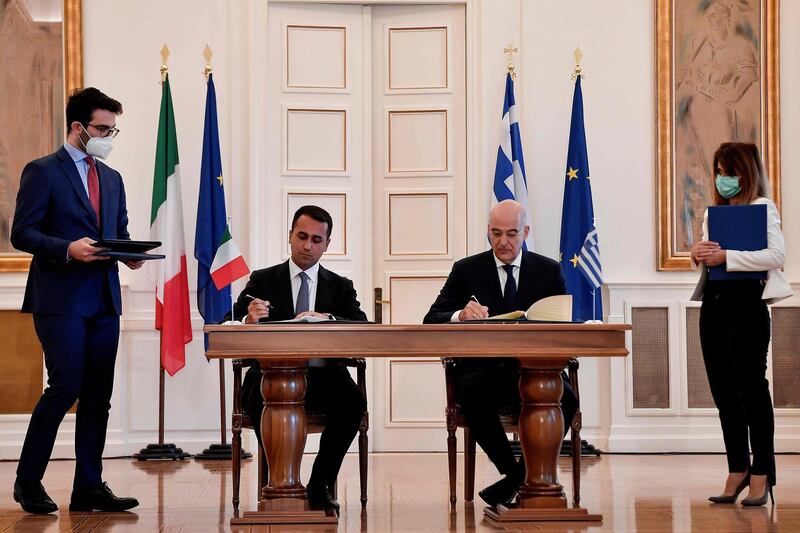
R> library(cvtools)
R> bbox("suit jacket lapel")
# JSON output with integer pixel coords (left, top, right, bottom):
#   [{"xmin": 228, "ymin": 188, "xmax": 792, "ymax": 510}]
[
  {"xmin": 481, "ymin": 251, "xmax": 506, "ymax": 314},
  {"xmin": 515, "ymin": 252, "xmax": 535, "ymax": 309},
  {"xmin": 316, "ymin": 266, "xmax": 333, "ymax": 313},
  {"xmin": 57, "ymin": 147, "xmax": 94, "ymax": 220},
  {"xmin": 98, "ymin": 162, "xmax": 112, "ymax": 236},
  {"xmin": 274, "ymin": 261, "xmax": 295, "ymax": 318}
]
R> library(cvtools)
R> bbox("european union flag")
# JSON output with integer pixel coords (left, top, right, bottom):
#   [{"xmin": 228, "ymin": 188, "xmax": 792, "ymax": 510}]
[
  {"xmin": 194, "ymin": 73, "xmax": 231, "ymax": 340},
  {"xmin": 559, "ymin": 76, "xmax": 603, "ymax": 322},
  {"xmin": 493, "ymin": 72, "xmax": 532, "ymax": 250}
]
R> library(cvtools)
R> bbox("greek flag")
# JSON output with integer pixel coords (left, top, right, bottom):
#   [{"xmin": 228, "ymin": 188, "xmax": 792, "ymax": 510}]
[
  {"xmin": 578, "ymin": 229, "xmax": 603, "ymax": 289},
  {"xmin": 493, "ymin": 72, "xmax": 532, "ymax": 250}
]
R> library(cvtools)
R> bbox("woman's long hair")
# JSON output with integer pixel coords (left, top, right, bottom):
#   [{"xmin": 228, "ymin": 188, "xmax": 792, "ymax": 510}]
[{"xmin": 711, "ymin": 142, "xmax": 770, "ymax": 206}]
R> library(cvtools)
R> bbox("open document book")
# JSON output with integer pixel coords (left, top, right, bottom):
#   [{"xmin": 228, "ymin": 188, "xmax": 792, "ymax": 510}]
[
  {"xmin": 262, "ymin": 315, "xmax": 332, "ymax": 324},
  {"xmin": 488, "ymin": 295, "xmax": 572, "ymax": 322}
]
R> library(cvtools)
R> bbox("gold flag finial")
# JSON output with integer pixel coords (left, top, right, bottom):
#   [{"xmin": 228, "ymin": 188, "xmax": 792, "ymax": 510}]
[
  {"xmin": 572, "ymin": 47, "xmax": 583, "ymax": 79},
  {"xmin": 160, "ymin": 44, "xmax": 170, "ymax": 82},
  {"xmin": 504, "ymin": 43, "xmax": 518, "ymax": 79},
  {"xmin": 203, "ymin": 45, "xmax": 213, "ymax": 78}
]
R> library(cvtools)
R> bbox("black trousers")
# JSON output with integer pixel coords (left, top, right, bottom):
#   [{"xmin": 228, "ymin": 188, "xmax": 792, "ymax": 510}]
[
  {"xmin": 454, "ymin": 360, "xmax": 578, "ymax": 478},
  {"xmin": 17, "ymin": 312, "xmax": 119, "ymax": 489},
  {"xmin": 700, "ymin": 280, "xmax": 775, "ymax": 486},
  {"xmin": 242, "ymin": 364, "xmax": 366, "ymax": 489}
]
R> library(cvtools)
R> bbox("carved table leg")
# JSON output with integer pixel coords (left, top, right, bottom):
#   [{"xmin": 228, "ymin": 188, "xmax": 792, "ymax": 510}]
[
  {"xmin": 261, "ymin": 362, "xmax": 307, "ymax": 499},
  {"xmin": 485, "ymin": 359, "xmax": 601, "ymax": 523},
  {"xmin": 231, "ymin": 360, "xmax": 337, "ymax": 525}
]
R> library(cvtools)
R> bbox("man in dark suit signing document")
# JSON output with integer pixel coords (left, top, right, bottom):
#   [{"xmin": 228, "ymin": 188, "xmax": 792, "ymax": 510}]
[
  {"xmin": 231, "ymin": 205, "xmax": 366, "ymax": 515},
  {"xmin": 11, "ymin": 88, "xmax": 142, "ymax": 514},
  {"xmin": 424, "ymin": 199, "xmax": 578, "ymax": 507}
]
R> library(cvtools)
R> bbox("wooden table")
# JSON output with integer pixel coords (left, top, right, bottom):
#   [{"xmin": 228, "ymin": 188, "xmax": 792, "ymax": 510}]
[{"xmin": 204, "ymin": 322, "xmax": 630, "ymax": 525}]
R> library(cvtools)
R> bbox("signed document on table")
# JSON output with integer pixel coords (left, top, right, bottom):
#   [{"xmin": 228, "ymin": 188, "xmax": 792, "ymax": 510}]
[{"xmin": 488, "ymin": 295, "xmax": 573, "ymax": 322}]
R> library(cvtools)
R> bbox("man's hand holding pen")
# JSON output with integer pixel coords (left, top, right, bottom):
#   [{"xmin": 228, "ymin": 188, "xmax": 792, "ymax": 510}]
[
  {"xmin": 245, "ymin": 294, "xmax": 272, "ymax": 323},
  {"xmin": 458, "ymin": 294, "xmax": 489, "ymax": 321}
]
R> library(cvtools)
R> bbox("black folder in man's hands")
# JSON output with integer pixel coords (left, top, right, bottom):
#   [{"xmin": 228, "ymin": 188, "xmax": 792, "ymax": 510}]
[{"xmin": 92, "ymin": 239, "xmax": 165, "ymax": 261}]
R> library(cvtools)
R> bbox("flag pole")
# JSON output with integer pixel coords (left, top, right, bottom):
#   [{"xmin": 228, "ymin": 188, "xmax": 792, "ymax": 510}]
[
  {"xmin": 572, "ymin": 47, "xmax": 583, "ymax": 80},
  {"xmin": 194, "ymin": 50, "xmax": 250, "ymax": 461},
  {"xmin": 504, "ymin": 43, "xmax": 518, "ymax": 79},
  {"xmin": 135, "ymin": 45, "xmax": 190, "ymax": 461},
  {"xmin": 159, "ymin": 363, "xmax": 165, "ymax": 444}
]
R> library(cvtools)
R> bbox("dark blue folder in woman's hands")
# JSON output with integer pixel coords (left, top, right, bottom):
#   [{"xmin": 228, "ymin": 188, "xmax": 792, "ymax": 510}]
[{"xmin": 707, "ymin": 204, "xmax": 767, "ymax": 281}]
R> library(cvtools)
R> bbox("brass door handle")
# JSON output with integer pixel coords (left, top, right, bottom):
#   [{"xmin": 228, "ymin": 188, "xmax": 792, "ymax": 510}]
[{"xmin": 374, "ymin": 288, "xmax": 389, "ymax": 324}]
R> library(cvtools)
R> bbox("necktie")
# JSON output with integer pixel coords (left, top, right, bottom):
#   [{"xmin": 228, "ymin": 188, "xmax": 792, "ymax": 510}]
[
  {"xmin": 502, "ymin": 264, "xmax": 517, "ymax": 308},
  {"xmin": 295, "ymin": 272, "xmax": 310, "ymax": 314},
  {"xmin": 85, "ymin": 156, "xmax": 101, "ymax": 227}
]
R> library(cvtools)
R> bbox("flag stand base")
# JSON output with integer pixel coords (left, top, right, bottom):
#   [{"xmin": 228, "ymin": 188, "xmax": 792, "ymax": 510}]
[
  {"xmin": 133, "ymin": 443, "xmax": 191, "ymax": 461},
  {"xmin": 194, "ymin": 443, "xmax": 252, "ymax": 461}
]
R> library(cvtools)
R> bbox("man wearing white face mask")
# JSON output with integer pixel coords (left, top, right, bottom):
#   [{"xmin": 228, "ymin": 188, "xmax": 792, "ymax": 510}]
[{"xmin": 10, "ymin": 88, "xmax": 142, "ymax": 514}]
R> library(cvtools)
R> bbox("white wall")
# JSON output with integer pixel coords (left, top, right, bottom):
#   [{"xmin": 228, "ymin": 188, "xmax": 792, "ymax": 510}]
[{"xmin": 0, "ymin": 0, "xmax": 797, "ymax": 457}]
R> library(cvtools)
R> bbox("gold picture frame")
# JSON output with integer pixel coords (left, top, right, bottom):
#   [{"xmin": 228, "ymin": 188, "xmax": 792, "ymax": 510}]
[
  {"xmin": 656, "ymin": 0, "xmax": 779, "ymax": 271},
  {"xmin": 0, "ymin": 0, "xmax": 83, "ymax": 272}
]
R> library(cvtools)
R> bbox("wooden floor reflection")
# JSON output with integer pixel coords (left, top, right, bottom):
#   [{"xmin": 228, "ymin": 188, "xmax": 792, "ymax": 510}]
[{"xmin": 1, "ymin": 453, "xmax": 799, "ymax": 531}]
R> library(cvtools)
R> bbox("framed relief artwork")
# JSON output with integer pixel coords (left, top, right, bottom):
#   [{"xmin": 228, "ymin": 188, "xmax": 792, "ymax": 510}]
[
  {"xmin": 656, "ymin": 0, "xmax": 779, "ymax": 270},
  {"xmin": 0, "ymin": 0, "xmax": 82, "ymax": 271}
]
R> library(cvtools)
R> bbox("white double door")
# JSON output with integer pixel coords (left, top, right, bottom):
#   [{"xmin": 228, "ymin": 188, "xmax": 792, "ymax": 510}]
[{"xmin": 265, "ymin": 2, "xmax": 467, "ymax": 451}]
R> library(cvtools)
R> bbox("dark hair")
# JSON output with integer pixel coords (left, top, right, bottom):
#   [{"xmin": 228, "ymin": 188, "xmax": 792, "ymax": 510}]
[
  {"xmin": 65, "ymin": 87, "xmax": 123, "ymax": 134},
  {"xmin": 291, "ymin": 205, "xmax": 333, "ymax": 238},
  {"xmin": 711, "ymin": 142, "xmax": 769, "ymax": 205}
]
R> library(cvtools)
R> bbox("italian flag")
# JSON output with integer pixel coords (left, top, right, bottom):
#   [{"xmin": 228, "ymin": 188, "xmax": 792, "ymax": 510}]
[
  {"xmin": 150, "ymin": 74, "xmax": 192, "ymax": 376},
  {"xmin": 210, "ymin": 227, "xmax": 249, "ymax": 289}
]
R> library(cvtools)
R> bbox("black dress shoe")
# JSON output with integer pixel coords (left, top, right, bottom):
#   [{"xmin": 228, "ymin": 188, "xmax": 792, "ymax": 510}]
[
  {"xmin": 69, "ymin": 482, "xmax": 139, "ymax": 512},
  {"xmin": 307, "ymin": 484, "xmax": 340, "ymax": 515},
  {"xmin": 478, "ymin": 475, "xmax": 520, "ymax": 507},
  {"xmin": 13, "ymin": 479, "xmax": 58, "ymax": 514}
]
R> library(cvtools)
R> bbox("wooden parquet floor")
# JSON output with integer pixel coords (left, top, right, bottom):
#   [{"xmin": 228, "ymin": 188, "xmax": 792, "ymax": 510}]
[{"xmin": 1, "ymin": 452, "xmax": 799, "ymax": 532}]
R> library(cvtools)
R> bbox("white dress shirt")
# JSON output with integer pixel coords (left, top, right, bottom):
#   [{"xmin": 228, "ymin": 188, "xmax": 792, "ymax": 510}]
[
  {"xmin": 494, "ymin": 251, "xmax": 522, "ymax": 292},
  {"xmin": 63, "ymin": 142, "xmax": 94, "ymax": 198},
  {"xmin": 241, "ymin": 259, "xmax": 321, "ymax": 324},
  {"xmin": 451, "ymin": 251, "xmax": 522, "ymax": 322},
  {"xmin": 288, "ymin": 259, "xmax": 320, "ymax": 312}
]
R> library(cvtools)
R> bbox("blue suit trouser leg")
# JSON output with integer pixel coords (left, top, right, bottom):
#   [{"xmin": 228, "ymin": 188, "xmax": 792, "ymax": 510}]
[
  {"xmin": 16, "ymin": 314, "xmax": 119, "ymax": 488},
  {"xmin": 73, "ymin": 314, "xmax": 119, "ymax": 489}
]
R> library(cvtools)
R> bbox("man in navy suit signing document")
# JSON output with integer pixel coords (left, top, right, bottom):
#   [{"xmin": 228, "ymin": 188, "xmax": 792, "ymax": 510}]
[
  {"xmin": 11, "ymin": 88, "xmax": 142, "ymax": 514},
  {"xmin": 424, "ymin": 199, "xmax": 578, "ymax": 508},
  {"xmin": 230, "ymin": 205, "xmax": 367, "ymax": 516}
]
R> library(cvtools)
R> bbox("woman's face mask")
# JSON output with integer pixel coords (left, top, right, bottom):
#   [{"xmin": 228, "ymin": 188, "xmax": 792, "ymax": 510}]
[{"xmin": 715, "ymin": 174, "xmax": 741, "ymax": 199}]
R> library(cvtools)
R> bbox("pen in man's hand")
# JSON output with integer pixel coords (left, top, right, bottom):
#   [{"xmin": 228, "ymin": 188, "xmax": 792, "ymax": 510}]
[
  {"xmin": 470, "ymin": 295, "xmax": 482, "ymax": 306},
  {"xmin": 245, "ymin": 294, "xmax": 273, "ymax": 309}
]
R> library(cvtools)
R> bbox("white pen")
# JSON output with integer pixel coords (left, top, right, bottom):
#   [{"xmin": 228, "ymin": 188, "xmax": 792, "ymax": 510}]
[{"xmin": 245, "ymin": 294, "xmax": 273, "ymax": 309}]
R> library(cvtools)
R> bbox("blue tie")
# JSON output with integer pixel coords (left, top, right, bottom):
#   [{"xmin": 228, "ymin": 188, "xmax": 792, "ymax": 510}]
[
  {"xmin": 295, "ymin": 272, "xmax": 310, "ymax": 314},
  {"xmin": 502, "ymin": 264, "xmax": 517, "ymax": 308}
]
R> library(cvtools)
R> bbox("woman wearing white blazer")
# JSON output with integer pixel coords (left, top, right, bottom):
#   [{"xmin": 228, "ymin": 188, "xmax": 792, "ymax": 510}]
[{"xmin": 691, "ymin": 142, "xmax": 792, "ymax": 507}]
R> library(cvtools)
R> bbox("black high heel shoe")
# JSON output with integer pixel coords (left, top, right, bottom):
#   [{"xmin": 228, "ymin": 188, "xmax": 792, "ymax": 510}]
[
  {"xmin": 741, "ymin": 485, "xmax": 774, "ymax": 507},
  {"xmin": 708, "ymin": 474, "xmax": 750, "ymax": 504}
]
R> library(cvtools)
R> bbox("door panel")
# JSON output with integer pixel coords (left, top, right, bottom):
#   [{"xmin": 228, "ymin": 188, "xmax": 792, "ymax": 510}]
[
  {"xmin": 266, "ymin": 2, "xmax": 466, "ymax": 452},
  {"xmin": 371, "ymin": 4, "xmax": 466, "ymax": 451}
]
